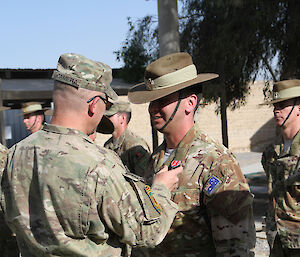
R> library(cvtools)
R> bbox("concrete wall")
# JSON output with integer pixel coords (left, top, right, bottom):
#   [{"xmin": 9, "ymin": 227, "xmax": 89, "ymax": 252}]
[{"xmin": 95, "ymin": 81, "xmax": 277, "ymax": 153}]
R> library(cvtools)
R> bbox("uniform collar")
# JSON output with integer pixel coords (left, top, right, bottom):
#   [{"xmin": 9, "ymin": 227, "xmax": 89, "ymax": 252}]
[
  {"xmin": 112, "ymin": 128, "xmax": 128, "ymax": 148},
  {"xmin": 156, "ymin": 123, "xmax": 200, "ymax": 170},
  {"xmin": 274, "ymin": 129, "xmax": 300, "ymax": 157},
  {"xmin": 42, "ymin": 123, "xmax": 94, "ymax": 144},
  {"xmin": 290, "ymin": 129, "xmax": 300, "ymax": 156}
]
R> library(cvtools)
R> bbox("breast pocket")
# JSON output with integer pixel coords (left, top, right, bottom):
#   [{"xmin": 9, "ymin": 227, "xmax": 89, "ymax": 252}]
[{"xmin": 277, "ymin": 157, "xmax": 300, "ymax": 201}]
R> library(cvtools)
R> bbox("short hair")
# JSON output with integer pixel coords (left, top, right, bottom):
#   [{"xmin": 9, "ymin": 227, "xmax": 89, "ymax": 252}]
[
  {"xmin": 53, "ymin": 81, "xmax": 95, "ymax": 113},
  {"xmin": 35, "ymin": 111, "xmax": 45, "ymax": 124},
  {"xmin": 120, "ymin": 111, "xmax": 131, "ymax": 124},
  {"xmin": 179, "ymin": 84, "xmax": 203, "ymax": 113}
]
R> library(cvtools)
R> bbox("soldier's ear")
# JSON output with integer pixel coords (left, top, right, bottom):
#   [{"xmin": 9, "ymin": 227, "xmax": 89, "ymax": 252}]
[
  {"xmin": 119, "ymin": 113, "xmax": 126, "ymax": 124},
  {"xmin": 88, "ymin": 97, "xmax": 99, "ymax": 117},
  {"xmin": 185, "ymin": 94, "xmax": 197, "ymax": 114}
]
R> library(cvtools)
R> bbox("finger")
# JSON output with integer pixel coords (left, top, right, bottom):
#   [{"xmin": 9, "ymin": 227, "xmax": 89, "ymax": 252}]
[
  {"xmin": 172, "ymin": 166, "xmax": 183, "ymax": 175},
  {"xmin": 157, "ymin": 165, "xmax": 168, "ymax": 174}
]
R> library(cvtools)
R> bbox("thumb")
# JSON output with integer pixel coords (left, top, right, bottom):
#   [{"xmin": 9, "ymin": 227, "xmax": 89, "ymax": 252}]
[{"xmin": 172, "ymin": 166, "xmax": 183, "ymax": 175}]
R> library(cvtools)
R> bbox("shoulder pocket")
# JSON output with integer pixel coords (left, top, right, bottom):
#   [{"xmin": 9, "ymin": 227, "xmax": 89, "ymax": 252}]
[{"xmin": 123, "ymin": 173, "xmax": 161, "ymax": 223}]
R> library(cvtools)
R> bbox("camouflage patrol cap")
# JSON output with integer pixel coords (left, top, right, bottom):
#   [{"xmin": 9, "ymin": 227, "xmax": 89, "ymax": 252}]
[
  {"xmin": 52, "ymin": 53, "xmax": 118, "ymax": 101},
  {"xmin": 261, "ymin": 79, "xmax": 300, "ymax": 105},
  {"xmin": 105, "ymin": 101, "xmax": 131, "ymax": 116}
]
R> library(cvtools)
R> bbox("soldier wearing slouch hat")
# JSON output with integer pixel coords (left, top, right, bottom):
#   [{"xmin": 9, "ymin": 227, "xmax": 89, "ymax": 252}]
[
  {"xmin": 261, "ymin": 79, "xmax": 300, "ymax": 256},
  {"xmin": 18, "ymin": 102, "xmax": 52, "ymax": 134},
  {"xmin": 128, "ymin": 52, "xmax": 256, "ymax": 257}
]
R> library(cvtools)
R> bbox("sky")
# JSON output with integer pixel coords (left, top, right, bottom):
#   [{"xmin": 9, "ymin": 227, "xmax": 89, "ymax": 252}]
[{"xmin": 0, "ymin": 0, "xmax": 159, "ymax": 69}]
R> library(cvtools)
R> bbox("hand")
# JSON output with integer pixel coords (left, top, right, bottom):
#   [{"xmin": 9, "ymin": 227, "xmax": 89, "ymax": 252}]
[{"xmin": 153, "ymin": 165, "xmax": 183, "ymax": 191}]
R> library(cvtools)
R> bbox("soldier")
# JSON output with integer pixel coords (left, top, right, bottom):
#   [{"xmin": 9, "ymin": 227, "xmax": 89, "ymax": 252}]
[
  {"xmin": 0, "ymin": 106, "xmax": 19, "ymax": 257},
  {"xmin": 0, "ymin": 53, "xmax": 182, "ymax": 257},
  {"xmin": 128, "ymin": 52, "xmax": 256, "ymax": 257},
  {"xmin": 19, "ymin": 101, "xmax": 51, "ymax": 133},
  {"xmin": 104, "ymin": 101, "xmax": 151, "ymax": 177},
  {"xmin": 261, "ymin": 79, "xmax": 300, "ymax": 256}
]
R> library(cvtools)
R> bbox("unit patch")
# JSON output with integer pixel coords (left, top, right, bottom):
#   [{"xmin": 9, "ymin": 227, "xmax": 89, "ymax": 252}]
[
  {"xmin": 144, "ymin": 185, "xmax": 162, "ymax": 214},
  {"xmin": 203, "ymin": 175, "xmax": 222, "ymax": 196},
  {"xmin": 170, "ymin": 160, "xmax": 181, "ymax": 169}
]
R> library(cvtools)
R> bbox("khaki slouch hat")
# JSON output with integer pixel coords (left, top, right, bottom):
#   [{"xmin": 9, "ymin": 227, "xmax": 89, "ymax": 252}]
[
  {"xmin": 17, "ymin": 102, "xmax": 52, "ymax": 117},
  {"xmin": 52, "ymin": 53, "xmax": 118, "ymax": 133},
  {"xmin": 128, "ymin": 52, "xmax": 219, "ymax": 104},
  {"xmin": 261, "ymin": 79, "xmax": 300, "ymax": 105}
]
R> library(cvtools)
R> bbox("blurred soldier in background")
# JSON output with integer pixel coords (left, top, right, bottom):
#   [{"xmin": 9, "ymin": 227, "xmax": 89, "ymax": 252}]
[
  {"xmin": 261, "ymin": 79, "xmax": 300, "ymax": 257},
  {"xmin": 128, "ymin": 52, "xmax": 256, "ymax": 257},
  {"xmin": 0, "ymin": 106, "xmax": 19, "ymax": 257},
  {"xmin": 104, "ymin": 101, "xmax": 151, "ymax": 176},
  {"xmin": 0, "ymin": 53, "xmax": 182, "ymax": 257},
  {"xmin": 19, "ymin": 102, "xmax": 51, "ymax": 133}
]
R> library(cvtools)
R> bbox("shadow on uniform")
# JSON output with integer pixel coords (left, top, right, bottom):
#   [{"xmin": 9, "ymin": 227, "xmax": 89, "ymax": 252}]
[{"xmin": 250, "ymin": 118, "xmax": 277, "ymax": 152}]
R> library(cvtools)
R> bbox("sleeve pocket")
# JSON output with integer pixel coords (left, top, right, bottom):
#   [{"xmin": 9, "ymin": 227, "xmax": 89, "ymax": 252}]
[{"xmin": 123, "ymin": 172, "xmax": 161, "ymax": 223}]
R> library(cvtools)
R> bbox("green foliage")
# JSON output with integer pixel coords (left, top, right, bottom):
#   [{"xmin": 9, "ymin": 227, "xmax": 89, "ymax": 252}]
[
  {"xmin": 114, "ymin": 16, "xmax": 159, "ymax": 83},
  {"xmin": 180, "ymin": 0, "xmax": 275, "ymax": 109},
  {"xmin": 116, "ymin": 0, "xmax": 300, "ymax": 108}
]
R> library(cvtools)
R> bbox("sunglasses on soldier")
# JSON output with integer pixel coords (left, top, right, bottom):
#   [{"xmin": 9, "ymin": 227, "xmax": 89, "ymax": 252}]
[{"xmin": 87, "ymin": 95, "xmax": 112, "ymax": 110}]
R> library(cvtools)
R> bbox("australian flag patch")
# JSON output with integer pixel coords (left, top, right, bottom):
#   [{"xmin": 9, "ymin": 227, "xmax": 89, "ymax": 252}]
[{"xmin": 203, "ymin": 175, "xmax": 222, "ymax": 196}]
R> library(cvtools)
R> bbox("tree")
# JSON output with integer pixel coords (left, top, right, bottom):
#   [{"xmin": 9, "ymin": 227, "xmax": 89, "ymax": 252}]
[
  {"xmin": 115, "ymin": 0, "xmax": 300, "ymax": 146},
  {"xmin": 114, "ymin": 16, "xmax": 159, "ymax": 83}
]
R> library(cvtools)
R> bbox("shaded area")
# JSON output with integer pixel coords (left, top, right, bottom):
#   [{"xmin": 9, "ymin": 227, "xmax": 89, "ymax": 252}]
[
  {"xmin": 245, "ymin": 171, "xmax": 268, "ymax": 222},
  {"xmin": 250, "ymin": 118, "xmax": 277, "ymax": 152}
]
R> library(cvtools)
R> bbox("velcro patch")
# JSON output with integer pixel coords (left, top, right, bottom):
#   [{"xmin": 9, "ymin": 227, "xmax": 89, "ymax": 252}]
[
  {"xmin": 144, "ymin": 185, "xmax": 161, "ymax": 214},
  {"xmin": 203, "ymin": 175, "xmax": 222, "ymax": 196}
]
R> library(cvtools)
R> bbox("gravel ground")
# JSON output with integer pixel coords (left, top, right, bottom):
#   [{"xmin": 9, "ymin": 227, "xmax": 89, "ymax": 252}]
[
  {"xmin": 245, "ymin": 170, "xmax": 270, "ymax": 256},
  {"xmin": 255, "ymin": 229, "xmax": 269, "ymax": 256}
]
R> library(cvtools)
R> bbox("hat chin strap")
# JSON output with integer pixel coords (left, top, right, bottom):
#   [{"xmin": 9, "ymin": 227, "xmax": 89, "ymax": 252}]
[
  {"xmin": 280, "ymin": 98, "xmax": 296, "ymax": 128},
  {"xmin": 157, "ymin": 92, "xmax": 183, "ymax": 132},
  {"xmin": 27, "ymin": 115, "xmax": 37, "ymax": 132}
]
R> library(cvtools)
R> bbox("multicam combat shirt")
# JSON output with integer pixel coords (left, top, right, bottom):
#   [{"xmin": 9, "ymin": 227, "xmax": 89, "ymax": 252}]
[
  {"xmin": 0, "ymin": 123, "xmax": 178, "ymax": 257},
  {"xmin": 0, "ymin": 143, "xmax": 19, "ymax": 257},
  {"xmin": 262, "ymin": 130, "xmax": 300, "ymax": 249},
  {"xmin": 104, "ymin": 128, "xmax": 151, "ymax": 177},
  {"xmin": 145, "ymin": 124, "xmax": 256, "ymax": 257}
]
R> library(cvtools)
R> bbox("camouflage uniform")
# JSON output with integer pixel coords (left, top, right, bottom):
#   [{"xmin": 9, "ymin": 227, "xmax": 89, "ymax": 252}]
[
  {"xmin": 262, "ymin": 130, "xmax": 300, "ymax": 254},
  {"xmin": 0, "ymin": 123, "xmax": 178, "ymax": 257},
  {"xmin": 144, "ymin": 124, "xmax": 256, "ymax": 257},
  {"xmin": 0, "ymin": 143, "xmax": 19, "ymax": 257},
  {"xmin": 104, "ymin": 128, "xmax": 151, "ymax": 177}
]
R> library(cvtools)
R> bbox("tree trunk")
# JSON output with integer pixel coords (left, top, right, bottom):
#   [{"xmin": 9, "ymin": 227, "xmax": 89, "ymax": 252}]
[
  {"xmin": 151, "ymin": 0, "xmax": 180, "ymax": 150},
  {"xmin": 220, "ymin": 86, "xmax": 228, "ymax": 148},
  {"xmin": 0, "ymin": 79, "xmax": 5, "ymax": 146}
]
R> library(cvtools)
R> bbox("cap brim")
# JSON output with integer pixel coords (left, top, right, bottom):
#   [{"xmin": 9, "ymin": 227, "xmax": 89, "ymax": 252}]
[
  {"xmin": 16, "ymin": 108, "xmax": 51, "ymax": 117},
  {"xmin": 0, "ymin": 106, "xmax": 10, "ymax": 111},
  {"xmin": 106, "ymin": 87, "xmax": 119, "ymax": 101},
  {"xmin": 96, "ymin": 115, "xmax": 114, "ymax": 134},
  {"xmin": 259, "ymin": 96, "xmax": 295, "ymax": 105},
  {"xmin": 44, "ymin": 109, "xmax": 53, "ymax": 116},
  {"xmin": 128, "ymin": 73, "xmax": 219, "ymax": 104},
  {"xmin": 104, "ymin": 107, "xmax": 118, "ymax": 116}
]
